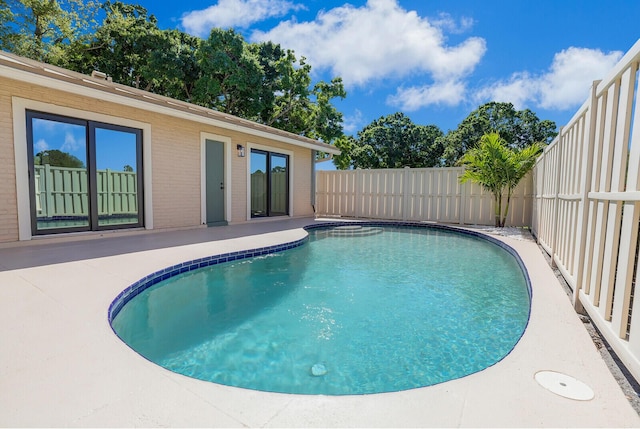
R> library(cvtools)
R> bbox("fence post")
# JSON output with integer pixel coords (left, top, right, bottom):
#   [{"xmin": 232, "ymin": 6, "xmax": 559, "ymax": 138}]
[
  {"xmin": 402, "ymin": 167, "xmax": 410, "ymax": 221},
  {"xmin": 535, "ymin": 147, "xmax": 547, "ymax": 243},
  {"xmin": 549, "ymin": 126, "xmax": 564, "ymax": 268},
  {"xmin": 356, "ymin": 169, "xmax": 363, "ymax": 218},
  {"xmin": 105, "ymin": 169, "xmax": 113, "ymax": 216},
  {"xmin": 459, "ymin": 168, "xmax": 466, "ymax": 225},
  {"xmin": 44, "ymin": 163, "xmax": 53, "ymax": 218}
]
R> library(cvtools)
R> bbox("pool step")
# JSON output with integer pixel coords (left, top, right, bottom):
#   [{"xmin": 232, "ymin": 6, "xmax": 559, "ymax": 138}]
[{"xmin": 327, "ymin": 225, "xmax": 384, "ymax": 237}]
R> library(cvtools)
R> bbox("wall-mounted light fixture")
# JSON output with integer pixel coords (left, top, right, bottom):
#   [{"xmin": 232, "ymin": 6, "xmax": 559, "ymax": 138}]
[{"xmin": 237, "ymin": 144, "xmax": 245, "ymax": 157}]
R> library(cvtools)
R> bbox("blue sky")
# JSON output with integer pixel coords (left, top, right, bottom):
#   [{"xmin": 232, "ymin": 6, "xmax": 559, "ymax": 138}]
[{"xmin": 131, "ymin": 0, "xmax": 639, "ymax": 168}]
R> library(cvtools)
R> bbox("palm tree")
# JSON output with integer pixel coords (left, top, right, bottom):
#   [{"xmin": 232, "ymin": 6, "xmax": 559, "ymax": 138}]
[
  {"xmin": 458, "ymin": 132, "xmax": 542, "ymax": 227},
  {"xmin": 502, "ymin": 142, "xmax": 543, "ymax": 227}
]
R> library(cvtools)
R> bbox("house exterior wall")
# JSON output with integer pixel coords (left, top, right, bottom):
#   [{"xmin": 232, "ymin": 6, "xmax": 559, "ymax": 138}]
[
  {"xmin": 0, "ymin": 75, "xmax": 315, "ymax": 243},
  {"xmin": 0, "ymin": 79, "xmax": 18, "ymax": 242}
]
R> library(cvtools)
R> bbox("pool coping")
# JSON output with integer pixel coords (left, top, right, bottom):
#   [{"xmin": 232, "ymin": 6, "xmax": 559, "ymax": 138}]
[{"xmin": 1, "ymin": 217, "xmax": 639, "ymax": 427}]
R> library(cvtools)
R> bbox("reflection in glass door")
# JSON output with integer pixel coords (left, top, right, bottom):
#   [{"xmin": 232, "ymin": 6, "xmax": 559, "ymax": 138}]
[
  {"xmin": 270, "ymin": 153, "xmax": 288, "ymax": 216},
  {"xmin": 94, "ymin": 126, "xmax": 142, "ymax": 227},
  {"xmin": 29, "ymin": 115, "xmax": 90, "ymax": 232},
  {"xmin": 27, "ymin": 111, "xmax": 143, "ymax": 235},
  {"xmin": 250, "ymin": 149, "xmax": 288, "ymax": 217},
  {"xmin": 250, "ymin": 150, "xmax": 268, "ymax": 217}
]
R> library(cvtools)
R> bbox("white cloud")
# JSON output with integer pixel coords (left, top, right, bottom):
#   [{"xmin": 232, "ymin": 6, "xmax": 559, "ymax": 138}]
[
  {"xmin": 430, "ymin": 13, "xmax": 474, "ymax": 35},
  {"xmin": 181, "ymin": 0, "xmax": 305, "ymax": 37},
  {"xmin": 475, "ymin": 47, "xmax": 623, "ymax": 110},
  {"xmin": 342, "ymin": 109, "xmax": 364, "ymax": 134},
  {"xmin": 387, "ymin": 80, "xmax": 467, "ymax": 110},
  {"xmin": 32, "ymin": 118, "xmax": 59, "ymax": 132},
  {"xmin": 35, "ymin": 139, "xmax": 48, "ymax": 153},
  {"xmin": 473, "ymin": 71, "xmax": 538, "ymax": 110},
  {"xmin": 250, "ymin": 0, "xmax": 485, "ymax": 87},
  {"xmin": 539, "ymin": 47, "xmax": 623, "ymax": 109},
  {"xmin": 61, "ymin": 132, "xmax": 82, "ymax": 153}
]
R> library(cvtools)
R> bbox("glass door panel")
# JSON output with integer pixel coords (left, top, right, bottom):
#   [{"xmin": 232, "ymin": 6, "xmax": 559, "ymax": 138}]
[
  {"xmin": 27, "ymin": 110, "xmax": 144, "ymax": 235},
  {"xmin": 95, "ymin": 127, "xmax": 141, "ymax": 227},
  {"xmin": 30, "ymin": 116, "xmax": 89, "ymax": 232},
  {"xmin": 270, "ymin": 153, "xmax": 288, "ymax": 216},
  {"xmin": 251, "ymin": 150, "xmax": 268, "ymax": 217}
]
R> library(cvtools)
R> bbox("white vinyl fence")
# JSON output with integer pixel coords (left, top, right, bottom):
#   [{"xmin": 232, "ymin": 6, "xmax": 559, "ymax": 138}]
[
  {"xmin": 316, "ymin": 167, "xmax": 533, "ymax": 227},
  {"xmin": 317, "ymin": 38, "xmax": 640, "ymax": 383},
  {"xmin": 531, "ymin": 39, "xmax": 640, "ymax": 380}
]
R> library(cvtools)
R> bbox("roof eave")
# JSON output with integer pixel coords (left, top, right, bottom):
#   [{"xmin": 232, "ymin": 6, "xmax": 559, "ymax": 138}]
[{"xmin": 0, "ymin": 51, "xmax": 341, "ymax": 155}]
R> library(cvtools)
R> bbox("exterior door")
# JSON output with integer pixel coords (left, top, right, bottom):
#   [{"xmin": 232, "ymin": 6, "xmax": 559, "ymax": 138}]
[
  {"xmin": 205, "ymin": 140, "xmax": 226, "ymax": 226},
  {"xmin": 27, "ymin": 110, "xmax": 144, "ymax": 235},
  {"xmin": 250, "ymin": 149, "xmax": 289, "ymax": 217}
]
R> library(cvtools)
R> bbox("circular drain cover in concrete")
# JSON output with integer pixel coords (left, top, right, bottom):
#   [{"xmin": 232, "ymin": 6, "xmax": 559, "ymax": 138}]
[{"xmin": 534, "ymin": 370, "xmax": 594, "ymax": 401}]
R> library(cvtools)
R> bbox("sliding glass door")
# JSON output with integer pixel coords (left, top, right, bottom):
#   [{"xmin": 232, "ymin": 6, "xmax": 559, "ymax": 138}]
[
  {"xmin": 94, "ymin": 126, "xmax": 142, "ymax": 227},
  {"xmin": 250, "ymin": 149, "xmax": 289, "ymax": 218},
  {"xmin": 27, "ymin": 111, "xmax": 143, "ymax": 235}
]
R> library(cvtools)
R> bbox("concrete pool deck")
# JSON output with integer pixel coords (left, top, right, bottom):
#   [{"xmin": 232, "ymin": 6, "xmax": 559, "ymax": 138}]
[{"xmin": 1, "ymin": 217, "xmax": 639, "ymax": 427}]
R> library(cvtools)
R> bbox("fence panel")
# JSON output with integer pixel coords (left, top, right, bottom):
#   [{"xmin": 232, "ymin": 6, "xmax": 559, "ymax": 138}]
[
  {"xmin": 316, "ymin": 167, "xmax": 532, "ymax": 227},
  {"xmin": 530, "ymin": 157, "xmax": 544, "ymax": 238},
  {"xmin": 405, "ymin": 168, "xmax": 462, "ymax": 222},
  {"xmin": 315, "ymin": 170, "xmax": 357, "ymax": 217},
  {"xmin": 504, "ymin": 173, "xmax": 534, "ymax": 227},
  {"xmin": 359, "ymin": 169, "xmax": 405, "ymax": 220},
  {"xmin": 550, "ymin": 110, "xmax": 589, "ymax": 289},
  {"xmin": 624, "ymin": 82, "xmax": 640, "ymax": 350},
  {"xmin": 462, "ymin": 180, "xmax": 494, "ymax": 225},
  {"xmin": 531, "ymin": 39, "xmax": 640, "ymax": 380},
  {"xmin": 537, "ymin": 139, "xmax": 561, "ymax": 256},
  {"xmin": 317, "ymin": 39, "xmax": 640, "ymax": 382}
]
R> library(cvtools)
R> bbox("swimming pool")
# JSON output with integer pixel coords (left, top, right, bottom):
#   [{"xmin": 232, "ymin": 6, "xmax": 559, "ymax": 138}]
[{"xmin": 110, "ymin": 223, "xmax": 531, "ymax": 395}]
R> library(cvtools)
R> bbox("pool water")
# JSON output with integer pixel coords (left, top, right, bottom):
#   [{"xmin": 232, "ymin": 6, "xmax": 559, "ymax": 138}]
[{"xmin": 111, "ymin": 226, "xmax": 530, "ymax": 395}]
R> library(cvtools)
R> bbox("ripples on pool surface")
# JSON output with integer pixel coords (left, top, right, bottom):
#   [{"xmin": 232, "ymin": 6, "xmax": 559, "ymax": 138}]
[{"xmin": 111, "ymin": 226, "xmax": 530, "ymax": 395}]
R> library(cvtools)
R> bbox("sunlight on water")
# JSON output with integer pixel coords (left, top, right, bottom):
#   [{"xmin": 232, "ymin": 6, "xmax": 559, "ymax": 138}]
[{"xmin": 112, "ymin": 227, "xmax": 530, "ymax": 395}]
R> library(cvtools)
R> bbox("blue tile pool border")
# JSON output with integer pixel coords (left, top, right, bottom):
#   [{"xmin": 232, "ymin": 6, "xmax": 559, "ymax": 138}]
[
  {"xmin": 107, "ymin": 236, "xmax": 308, "ymax": 322},
  {"xmin": 108, "ymin": 221, "xmax": 532, "ymax": 327}
]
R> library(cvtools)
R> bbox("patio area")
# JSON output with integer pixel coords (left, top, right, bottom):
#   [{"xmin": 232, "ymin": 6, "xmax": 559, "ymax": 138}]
[{"xmin": 1, "ymin": 217, "xmax": 639, "ymax": 427}]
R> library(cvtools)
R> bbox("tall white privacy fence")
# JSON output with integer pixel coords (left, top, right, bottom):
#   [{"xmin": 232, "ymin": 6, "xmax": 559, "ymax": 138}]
[
  {"xmin": 531, "ymin": 39, "xmax": 640, "ymax": 380},
  {"xmin": 316, "ymin": 167, "xmax": 533, "ymax": 227}
]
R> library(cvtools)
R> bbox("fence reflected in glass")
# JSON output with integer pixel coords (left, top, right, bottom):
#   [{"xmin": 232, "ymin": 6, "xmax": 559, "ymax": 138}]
[{"xmin": 28, "ymin": 112, "xmax": 142, "ymax": 233}]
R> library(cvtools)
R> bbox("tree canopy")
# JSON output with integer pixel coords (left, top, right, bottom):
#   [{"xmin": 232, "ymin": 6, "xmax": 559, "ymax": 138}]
[
  {"xmin": 3, "ymin": 0, "xmax": 99, "ymax": 62},
  {"xmin": 5, "ymin": 1, "xmax": 347, "ymax": 145},
  {"xmin": 440, "ymin": 102, "xmax": 556, "ymax": 166},
  {"xmin": 194, "ymin": 28, "xmax": 264, "ymax": 119},
  {"xmin": 34, "ymin": 149, "xmax": 85, "ymax": 168},
  {"xmin": 332, "ymin": 103, "xmax": 555, "ymax": 170},
  {"xmin": 4, "ymin": 1, "xmax": 559, "ymax": 165},
  {"xmin": 63, "ymin": 1, "xmax": 199, "ymax": 96},
  {"xmin": 335, "ymin": 112, "xmax": 444, "ymax": 169}
]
